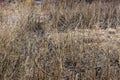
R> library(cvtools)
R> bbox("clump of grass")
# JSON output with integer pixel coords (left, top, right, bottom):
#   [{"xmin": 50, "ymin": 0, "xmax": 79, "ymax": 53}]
[{"xmin": 0, "ymin": 0, "xmax": 120, "ymax": 80}]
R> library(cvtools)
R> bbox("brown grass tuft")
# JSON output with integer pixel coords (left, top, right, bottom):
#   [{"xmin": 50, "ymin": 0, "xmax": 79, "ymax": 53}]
[{"xmin": 0, "ymin": 1, "xmax": 120, "ymax": 80}]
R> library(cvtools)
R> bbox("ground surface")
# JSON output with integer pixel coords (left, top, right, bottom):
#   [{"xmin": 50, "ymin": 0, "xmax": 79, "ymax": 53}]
[{"xmin": 0, "ymin": 1, "xmax": 120, "ymax": 80}]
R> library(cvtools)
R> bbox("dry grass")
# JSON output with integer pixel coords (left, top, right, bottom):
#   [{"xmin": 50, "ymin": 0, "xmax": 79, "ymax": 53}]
[{"xmin": 0, "ymin": 0, "xmax": 120, "ymax": 80}]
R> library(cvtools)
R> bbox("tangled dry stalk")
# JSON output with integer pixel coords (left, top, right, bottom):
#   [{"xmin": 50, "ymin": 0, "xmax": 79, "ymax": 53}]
[{"xmin": 0, "ymin": 0, "xmax": 120, "ymax": 80}]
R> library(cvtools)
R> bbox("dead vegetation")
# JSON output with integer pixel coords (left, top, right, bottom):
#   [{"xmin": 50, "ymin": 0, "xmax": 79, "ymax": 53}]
[{"xmin": 0, "ymin": 0, "xmax": 120, "ymax": 80}]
